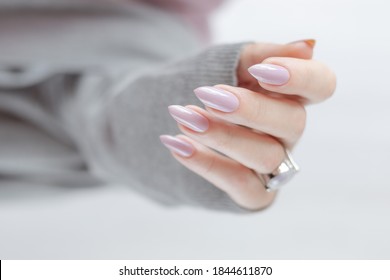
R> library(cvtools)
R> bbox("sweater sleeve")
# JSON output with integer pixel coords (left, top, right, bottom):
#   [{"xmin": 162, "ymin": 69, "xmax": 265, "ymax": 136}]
[{"xmin": 60, "ymin": 43, "xmax": 251, "ymax": 213}]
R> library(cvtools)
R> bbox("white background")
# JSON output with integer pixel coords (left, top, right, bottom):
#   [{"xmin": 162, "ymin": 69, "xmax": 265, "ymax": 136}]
[{"xmin": 1, "ymin": 0, "xmax": 390, "ymax": 259}]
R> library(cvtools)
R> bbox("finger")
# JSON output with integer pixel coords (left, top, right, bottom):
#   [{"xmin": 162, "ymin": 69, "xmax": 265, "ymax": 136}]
[
  {"xmin": 159, "ymin": 134, "xmax": 276, "ymax": 210},
  {"xmin": 192, "ymin": 86, "xmax": 306, "ymax": 145},
  {"xmin": 168, "ymin": 105, "xmax": 286, "ymax": 174},
  {"xmin": 248, "ymin": 57, "xmax": 337, "ymax": 103},
  {"xmin": 240, "ymin": 39, "xmax": 315, "ymax": 70},
  {"xmin": 238, "ymin": 40, "xmax": 315, "ymax": 89}
]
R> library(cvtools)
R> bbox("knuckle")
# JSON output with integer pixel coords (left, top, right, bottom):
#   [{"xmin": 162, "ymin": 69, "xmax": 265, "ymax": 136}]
[
  {"xmin": 260, "ymin": 143, "xmax": 285, "ymax": 173},
  {"xmin": 214, "ymin": 124, "xmax": 235, "ymax": 151},
  {"xmin": 203, "ymin": 152, "xmax": 218, "ymax": 176},
  {"xmin": 231, "ymin": 167, "xmax": 252, "ymax": 190},
  {"xmin": 299, "ymin": 63, "xmax": 312, "ymax": 90},
  {"xmin": 326, "ymin": 69, "xmax": 337, "ymax": 98},
  {"xmin": 259, "ymin": 192, "xmax": 277, "ymax": 209},
  {"xmin": 291, "ymin": 102, "xmax": 307, "ymax": 139},
  {"xmin": 245, "ymin": 96, "xmax": 267, "ymax": 125},
  {"xmin": 318, "ymin": 64, "xmax": 337, "ymax": 101},
  {"xmin": 244, "ymin": 187, "xmax": 277, "ymax": 211}
]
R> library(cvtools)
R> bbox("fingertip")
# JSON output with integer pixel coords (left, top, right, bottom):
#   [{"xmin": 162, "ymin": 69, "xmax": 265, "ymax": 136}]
[
  {"xmin": 304, "ymin": 39, "xmax": 316, "ymax": 48},
  {"xmin": 286, "ymin": 39, "xmax": 315, "ymax": 59},
  {"xmin": 159, "ymin": 134, "xmax": 195, "ymax": 158},
  {"xmin": 288, "ymin": 39, "xmax": 316, "ymax": 48}
]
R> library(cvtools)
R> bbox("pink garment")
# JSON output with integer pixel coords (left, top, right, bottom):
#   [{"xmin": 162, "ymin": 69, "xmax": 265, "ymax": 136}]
[
  {"xmin": 1, "ymin": 0, "xmax": 225, "ymax": 41},
  {"xmin": 139, "ymin": 0, "xmax": 225, "ymax": 41}
]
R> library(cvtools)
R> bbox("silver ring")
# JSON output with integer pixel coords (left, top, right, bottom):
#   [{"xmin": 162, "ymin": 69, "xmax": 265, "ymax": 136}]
[{"xmin": 262, "ymin": 150, "xmax": 299, "ymax": 191}]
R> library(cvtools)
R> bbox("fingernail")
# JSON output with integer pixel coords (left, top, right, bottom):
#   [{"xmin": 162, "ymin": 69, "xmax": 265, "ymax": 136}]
[
  {"xmin": 168, "ymin": 105, "xmax": 209, "ymax": 132},
  {"xmin": 289, "ymin": 39, "xmax": 316, "ymax": 48},
  {"xmin": 159, "ymin": 135, "xmax": 194, "ymax": 157},
  {"xmin": 193, "ymin": 86, "xmax": 239, "ymax": 113},
  {"xmin": 248, "ymin": 64, "xmax": 290, "ymax": 85}
]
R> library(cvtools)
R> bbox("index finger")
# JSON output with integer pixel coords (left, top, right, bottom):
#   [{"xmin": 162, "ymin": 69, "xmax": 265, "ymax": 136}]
[{"xmin": 248, "ymin": 57, "xmax": 337, "ymax": 103}]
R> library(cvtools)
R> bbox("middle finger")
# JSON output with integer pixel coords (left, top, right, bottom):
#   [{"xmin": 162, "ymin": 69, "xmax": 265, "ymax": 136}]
[{"xmin": 194, "ymin": 85, "xmax": 306, "ymax": 146}]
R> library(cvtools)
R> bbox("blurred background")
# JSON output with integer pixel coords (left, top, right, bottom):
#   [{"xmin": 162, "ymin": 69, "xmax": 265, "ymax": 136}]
[{"xmin": 1, "ymin": 0, "xmax": 390, "ymax": 258}]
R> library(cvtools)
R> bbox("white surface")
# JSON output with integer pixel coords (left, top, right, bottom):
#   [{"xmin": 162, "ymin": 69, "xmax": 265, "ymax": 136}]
[{"xmin": 1, "ymin": 0, "xmax": 390, "ymax": 259}]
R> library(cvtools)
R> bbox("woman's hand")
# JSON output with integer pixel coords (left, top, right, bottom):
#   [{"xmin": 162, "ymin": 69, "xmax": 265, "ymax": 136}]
[{"xmin": 160, "ymin": 40, "xmax": 336, "ymax": 211}]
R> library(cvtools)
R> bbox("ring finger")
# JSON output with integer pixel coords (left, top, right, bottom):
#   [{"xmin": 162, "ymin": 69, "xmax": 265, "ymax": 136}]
[{"xmin": 168, "ymin": 105, "xmax": 286, "ymax": 174}]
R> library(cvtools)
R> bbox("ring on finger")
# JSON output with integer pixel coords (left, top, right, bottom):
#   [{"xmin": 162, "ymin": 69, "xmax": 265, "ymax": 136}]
[{"xmin": 259, "ymin": 149, "xmax": 299, "ymax": 191}]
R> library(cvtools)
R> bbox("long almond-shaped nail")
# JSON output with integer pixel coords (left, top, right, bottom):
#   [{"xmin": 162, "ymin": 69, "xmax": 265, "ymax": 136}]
[
  {"xmin": 159, "ymin": 135, "xmax": 194, "ymax": 157},
  {"xmin": 168, "ymin": 105, "xmax": 209, "ymax": 132},
  {"xmin": 248, "ymin": 64, "xmax": 290, "ymax": 85},
  {"xmin": 194, "ymin": 86, "xmax": 239, "ymax": 113}
]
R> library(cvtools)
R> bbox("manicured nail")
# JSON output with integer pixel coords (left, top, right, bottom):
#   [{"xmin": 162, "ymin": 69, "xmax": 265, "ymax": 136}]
[
  {"xmin": 248, "ymin": 64, "xmax": 290, "ymax": 85},
  {"xmin": 289, "ymin": 39, "xmax": 316, "ymax": 48},
  {"xmin": 193, "ymin": 86, "xmax": 239, "ymax": 113},
  {"xmin": 168, "ymin": 105, "xmax": 209, "ymax": 132},
  {"xmin": 159, "ymin": 135, "xmax": 194, "ymax": 157}
]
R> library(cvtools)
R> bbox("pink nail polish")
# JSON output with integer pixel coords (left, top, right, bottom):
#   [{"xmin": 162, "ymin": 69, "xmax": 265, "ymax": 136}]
[
  {"xmin": 168, "ymin": 105, "xmax": 209, "ymax": 132},
  {"xmin": 159, "ymin": 135, "xmax": 194, "ymax": 157},
  {"xmin": 194, "ymin": 86, "xmax": 239, "ymax": 113},
  {"xmin": 248, "ymin": 64, "xmax": 290, "ymax": 85}
]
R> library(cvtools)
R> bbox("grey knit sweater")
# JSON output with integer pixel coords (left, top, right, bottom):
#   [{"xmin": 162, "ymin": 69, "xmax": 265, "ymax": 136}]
[{"xmin": 0, "ymin": 1, "xmax": 249, "ymax": 212}]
